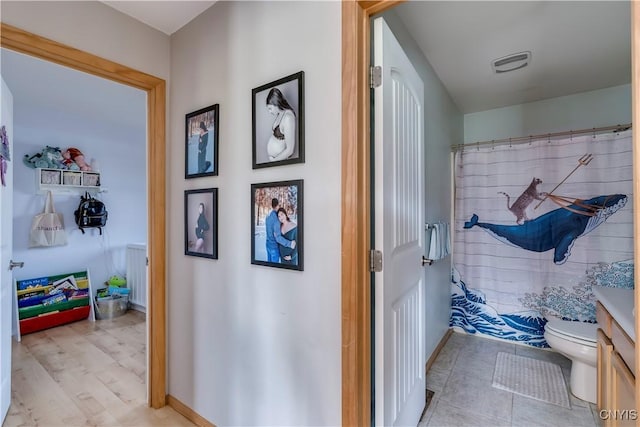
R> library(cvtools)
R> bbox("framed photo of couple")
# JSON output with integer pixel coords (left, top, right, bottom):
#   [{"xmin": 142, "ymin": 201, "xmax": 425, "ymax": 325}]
[
  {"xmin": 184, "ymin": 188, "xmax": 218, "ymax": 259},
  {"xmin": 251, "ymin": 180, "xmax": 303, "ymax": 271},
  {"xmin": 185, "ymin": 104, "xmax": 219, "ymax": 179},
  {"xmin": 252, "ymin": 71, "xmax": 304, "ymax": 169}
]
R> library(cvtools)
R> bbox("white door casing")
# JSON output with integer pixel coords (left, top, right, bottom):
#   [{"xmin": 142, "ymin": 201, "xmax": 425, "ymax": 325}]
[
  {"xmin": 0, "ymin": 76, "xmax": 14, "ymax": 425},
  {"xmin": 373, "ymin": 17, "xmax": 426, "ymax": 427}
]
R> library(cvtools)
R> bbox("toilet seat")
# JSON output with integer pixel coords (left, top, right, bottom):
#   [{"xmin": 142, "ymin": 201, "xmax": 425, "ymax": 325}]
[{"xmin": 545, "ymin": 319, "xmax": 598, "ymax": 347}]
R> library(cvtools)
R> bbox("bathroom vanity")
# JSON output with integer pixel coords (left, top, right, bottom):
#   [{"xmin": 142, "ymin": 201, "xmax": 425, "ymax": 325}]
[{"xmin": 594, "ymin": 286, "xmax": 636, "ymax": 426}]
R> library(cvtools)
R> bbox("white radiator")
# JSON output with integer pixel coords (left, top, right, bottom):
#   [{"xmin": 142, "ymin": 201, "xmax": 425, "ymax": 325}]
[{"xmin": 126, "ymin": 243, "xmax": 147, "ymax": 312}]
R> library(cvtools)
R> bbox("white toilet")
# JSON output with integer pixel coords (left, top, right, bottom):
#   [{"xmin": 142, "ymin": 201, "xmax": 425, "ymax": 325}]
[{"xmin": 544, "ymin": 318, "xmax": 599, "ymax": 403}]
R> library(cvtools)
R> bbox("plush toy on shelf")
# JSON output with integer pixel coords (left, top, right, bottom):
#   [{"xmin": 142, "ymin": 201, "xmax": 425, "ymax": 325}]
[
  {"xmin": 62, "ymin": 147, "xmax": 91, "ymax": 171},
  {"xmin": 23, "ymin": 145, "xmax": 66, "ymax": 169}
]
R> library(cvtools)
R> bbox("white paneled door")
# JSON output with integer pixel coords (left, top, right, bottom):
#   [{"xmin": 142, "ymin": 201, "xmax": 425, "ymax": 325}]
[
  {"xmin": 0, "ymin": 76, "xmax": 15, "ymax": 424},
  {"xmin": 373, "ymin": 17, "xmax": 426, "ymax": 427}
]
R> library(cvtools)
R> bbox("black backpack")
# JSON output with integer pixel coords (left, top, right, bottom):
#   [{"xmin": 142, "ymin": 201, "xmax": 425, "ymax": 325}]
[{"xmin": 74, "ymin": 192, "xmax": 108, "ymax": 235}]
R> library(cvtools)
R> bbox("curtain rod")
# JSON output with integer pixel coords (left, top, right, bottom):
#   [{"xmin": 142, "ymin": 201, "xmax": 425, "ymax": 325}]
[{"xmin": 450, "ymin": 123, "xmax": 632, "ymax": 152}]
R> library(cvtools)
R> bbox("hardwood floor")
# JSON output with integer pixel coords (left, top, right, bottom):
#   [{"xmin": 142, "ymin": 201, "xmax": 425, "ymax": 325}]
[{"xmin": 5, "ymin": 311, "xmax": 193, "ymax": 427}]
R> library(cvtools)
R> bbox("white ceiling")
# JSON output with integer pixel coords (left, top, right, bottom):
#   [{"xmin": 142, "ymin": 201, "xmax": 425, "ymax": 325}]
[
  {"xmin": 394, "ymin": 1, "xmax": 631, "ymax": 113},
  {"xmin": 101, "ymin": 1, "xmax": 217, "ymax": 35}
]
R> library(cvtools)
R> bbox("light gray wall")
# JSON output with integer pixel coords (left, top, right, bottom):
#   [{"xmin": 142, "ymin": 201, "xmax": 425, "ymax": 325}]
[
  {"xmin": 0, "ymin": 1, "xmax": 171, "ymax": 81},
  {"xmin": 169, "ymin": 2, "xmax": 341, "ymax": 425},
  {"xmin": 464, "ymin": 84, "xmax": 632, "ymax": 143},
  {"xmin": 380, "ymin": 10, "xmax": 463, "ymax": 361}
]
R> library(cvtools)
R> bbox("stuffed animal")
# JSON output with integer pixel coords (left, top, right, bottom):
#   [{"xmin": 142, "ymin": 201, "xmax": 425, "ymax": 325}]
[
  {"xmin": 23, "ymin": 146, "xmax": 66, "ymax": 169},
  {"xmin": 62, "ymin": 147, "xmax": 91, "ymax": 171}
]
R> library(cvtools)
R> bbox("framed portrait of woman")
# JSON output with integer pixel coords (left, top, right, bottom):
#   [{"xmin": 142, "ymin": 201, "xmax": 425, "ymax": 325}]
[
  {"xmin": 184, "ymin": 188, "xmax": 218, "ymax": 259},
  {"xmin": 252, "ymin": 72, "xmax": 304, "ymax": 169},
  {"xmin": 251, "ymin": 180, "xmax": 303, "ymax": 271},
  {"xmin": 185, "ymin": 104, "xmax": 219, "ymax": 178}
]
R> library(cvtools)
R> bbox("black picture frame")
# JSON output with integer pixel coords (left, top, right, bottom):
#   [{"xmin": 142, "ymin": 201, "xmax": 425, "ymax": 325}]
[
  {"xmin": 251, "ymin": 180, "xmax": 303, "ymax": 270},
  {"xmin": 252, "ymin": 71, "xmax": 304, "ymax": 169},
  {"xmin": 185, "ymin": 104, "xmax": 219, "ymax": 178},
  {"xmin": 184, "ymin": 188, "xmax": 218, "ymax": 259}
]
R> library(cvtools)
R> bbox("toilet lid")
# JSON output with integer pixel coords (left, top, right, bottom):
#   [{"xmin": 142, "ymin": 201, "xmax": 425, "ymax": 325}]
[{"xmin": 545, "ymin": 319, "xmax": 598, "ymax": 343}]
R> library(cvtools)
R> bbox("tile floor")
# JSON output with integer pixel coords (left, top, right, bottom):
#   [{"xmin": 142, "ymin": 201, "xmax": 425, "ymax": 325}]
[{"xmin": 419, "ymin": 331, "xmax": 600, "ymax": 427}]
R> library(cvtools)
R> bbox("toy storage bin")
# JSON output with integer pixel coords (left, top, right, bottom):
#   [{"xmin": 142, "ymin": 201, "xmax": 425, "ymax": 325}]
[{"xmin": 94, "ymin": 295, "xmax": 129, "ymax": 320}]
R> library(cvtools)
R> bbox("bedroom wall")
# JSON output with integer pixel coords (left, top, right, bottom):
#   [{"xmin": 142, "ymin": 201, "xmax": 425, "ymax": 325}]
[
  {"xmin": 381, "ymin": 10, "xmax": 463, "ymax": 361},
  {"xmin": 1, "ymin": 1, "xmax": 162, "ymax": 292},
  {"xmin": 6, "ymin": 48, "xmax": 147, "ymax": 290},
  {"xmin": 169, "ymin": 2, "xmax": 341, "ymax": 425},
  {"xmin": 464, "ymin": 84, "xmax": 631, "ymax": 143}
]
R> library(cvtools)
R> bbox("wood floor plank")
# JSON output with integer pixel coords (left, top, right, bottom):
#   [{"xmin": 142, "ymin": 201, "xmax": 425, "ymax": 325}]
[
  {"xmin": 10, "ymin": 342, "xmax": 88, "ymax": 425},
  {"xmin": 5, "ymin": 311, "xmax": 194, "ymax": 427}
]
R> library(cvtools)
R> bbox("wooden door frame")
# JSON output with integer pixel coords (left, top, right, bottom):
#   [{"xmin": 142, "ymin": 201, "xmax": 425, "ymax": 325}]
[
  {"xmin": 343, "ymin": 1, "xmax": 640, "ymax": 425},
  {"xmin": 0, "ymin": 23, "xmax": 167, "ymax": 409},
  {"xmin": 341, "ymin": 2, "xmax": 402, "ymax": 425}
]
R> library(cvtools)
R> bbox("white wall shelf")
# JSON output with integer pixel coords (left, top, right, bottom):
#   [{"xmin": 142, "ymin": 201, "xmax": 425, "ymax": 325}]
[{"xmin": 36, "ymin": 168, "xmax": 104, "ymax": 194}]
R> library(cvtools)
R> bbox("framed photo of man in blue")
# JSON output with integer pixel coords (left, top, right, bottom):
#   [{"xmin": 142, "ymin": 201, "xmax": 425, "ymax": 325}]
[
  {"xmin": 251, "ymin": 180, "xmax": 303, "ymax": 271},
  {"xmin": 185, "ymin": 104, "xmax": 219, "ymax": 178}
]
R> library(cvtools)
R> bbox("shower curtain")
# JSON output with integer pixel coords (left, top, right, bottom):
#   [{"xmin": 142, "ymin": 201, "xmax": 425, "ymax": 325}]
[{"xmin": 451, "ymin": 129, "xmax": 633, "ymax": 347}]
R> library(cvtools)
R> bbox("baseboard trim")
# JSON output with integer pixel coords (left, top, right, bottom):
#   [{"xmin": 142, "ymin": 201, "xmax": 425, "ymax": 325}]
[
  {"xmin": 166, "ymin": 394, "xmax": 215, "ymax": 427},
  {"xmin": 426, "ymin": 329, "xmax": 453, "ymax": 373}
]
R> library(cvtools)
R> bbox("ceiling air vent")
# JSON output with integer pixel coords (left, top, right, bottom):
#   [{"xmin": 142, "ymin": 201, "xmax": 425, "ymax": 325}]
[{"xmin": 492, "ymin": 51, "xmax": 531, "ymax": 74}]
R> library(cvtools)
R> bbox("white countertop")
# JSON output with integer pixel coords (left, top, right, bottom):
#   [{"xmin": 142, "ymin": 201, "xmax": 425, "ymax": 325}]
[{"xmin": 593, "ymin": 285, "xmax": 635, "ymax": 342}]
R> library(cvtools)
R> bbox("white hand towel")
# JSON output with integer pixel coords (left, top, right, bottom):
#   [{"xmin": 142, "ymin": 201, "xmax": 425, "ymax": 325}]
[
  {"xmin": 444, "ymin": 222, "xmax": 451, "ymax": 257},
  {"xmin": 435, "ymin": 223, "xmax": 442, "ymax": 260},
  {"xmin": 428, "ymin": 226, "xmax": 438, "ymax": 259}
]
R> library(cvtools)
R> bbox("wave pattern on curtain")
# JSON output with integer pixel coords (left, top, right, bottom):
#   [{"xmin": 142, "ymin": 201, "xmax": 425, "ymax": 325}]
[{"xmin": 452, "ymin": 129, "xmax": 633, "ymax": 347}]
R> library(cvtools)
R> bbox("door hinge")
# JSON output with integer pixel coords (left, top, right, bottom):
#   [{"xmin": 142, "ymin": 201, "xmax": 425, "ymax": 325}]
[
  {"xmin": 370, "ymin": 66, "xmax": 382, "ymax": 88},
  {"xmin": 370, "ymin": 249, "xmax": 383, "ymax": 272}
]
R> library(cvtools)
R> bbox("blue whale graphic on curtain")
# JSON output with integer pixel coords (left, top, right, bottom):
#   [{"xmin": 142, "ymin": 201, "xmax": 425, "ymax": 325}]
[{"xmin": 464, "ymin": 194, "xmax": 627, "ymax": 264}]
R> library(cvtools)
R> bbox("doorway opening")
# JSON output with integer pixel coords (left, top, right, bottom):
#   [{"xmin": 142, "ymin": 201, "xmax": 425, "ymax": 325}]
[{"xmin": 1, "ymin": 23, "xmax": 166, "ymax": 409}]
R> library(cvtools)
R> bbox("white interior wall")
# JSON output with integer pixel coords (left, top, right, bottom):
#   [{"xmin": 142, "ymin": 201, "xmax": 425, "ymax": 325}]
[
  {"xmin": 464, "ymin": 84, "xmax": 632, "ymax": 143},
  {"xmin": 381, "ymin": 10, "xmax": 463, "ymax": 361},
  {"xmin": 1, "ymin": 4, "xmax": 170, "ymax": 289},
  {"xmin": 169, "ymin": 2, "xmax": 341, "ymax": 425},
  {"xmin": 11, "ymin": 91, "xmax": 147, "ymax": 289}
]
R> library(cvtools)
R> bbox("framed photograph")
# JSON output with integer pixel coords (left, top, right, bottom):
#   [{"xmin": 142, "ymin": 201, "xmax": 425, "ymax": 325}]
[
  {"xmin": 184, "ymin": 188, "xmax": 218, "ymax": 259},
  {"xmin": 185, "ymin": 104, "xmax": 219, "ymax": 178},
  {"xmin": 252, "ymin": 71, "xmax": 304, "ymax": 169},
  {"xmin": 251, "ymin": 180, "xmax": 303, "ymax": 270}
]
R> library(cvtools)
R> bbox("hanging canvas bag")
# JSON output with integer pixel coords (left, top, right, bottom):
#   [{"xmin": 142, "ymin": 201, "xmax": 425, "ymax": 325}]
[{"xmin": 29, "ymin": 191, "xmax": 68, "ymax": 247}]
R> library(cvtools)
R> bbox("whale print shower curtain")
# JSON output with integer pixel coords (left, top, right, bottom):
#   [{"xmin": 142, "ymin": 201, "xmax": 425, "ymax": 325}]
[{"xmin": 451, "ymin": 129, "xmax": 633, "ymax": 347}]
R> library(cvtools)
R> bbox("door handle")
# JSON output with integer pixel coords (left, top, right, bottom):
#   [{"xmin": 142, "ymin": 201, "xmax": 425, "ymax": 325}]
[
  {"xmin": 9, "ymin": 260, "xmax": 24, "ymax": 270},
  {"xmin": 422, "ymin": 256, "xmax": 433, "ymax": 266}
]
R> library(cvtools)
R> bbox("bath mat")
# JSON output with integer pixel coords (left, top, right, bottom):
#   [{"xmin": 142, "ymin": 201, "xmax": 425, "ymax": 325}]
[{"xmin": 492, "ymin": 352, "xmax": 570, "ymax": 408}]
